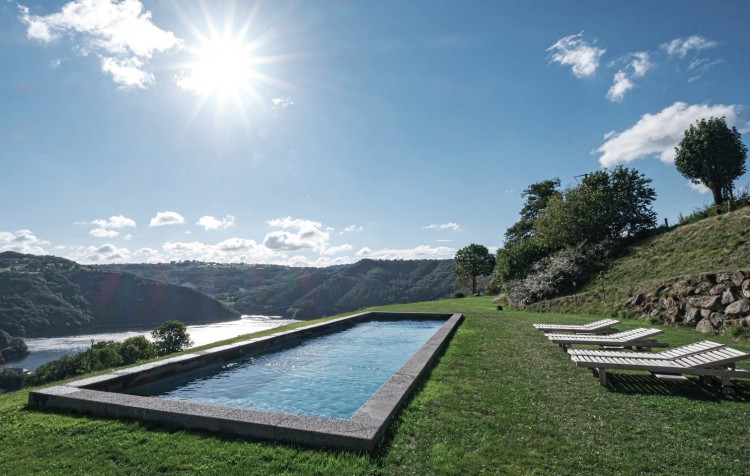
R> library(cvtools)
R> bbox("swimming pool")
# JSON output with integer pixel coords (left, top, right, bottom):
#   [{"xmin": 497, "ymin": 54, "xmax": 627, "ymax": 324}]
[
  {"xmin": 126, "ymin": 319, "xmax": 445, "ymax": 420},
  {"xmin": 28, "ymin": 311, "xmax": 463, "ymax": 452}
]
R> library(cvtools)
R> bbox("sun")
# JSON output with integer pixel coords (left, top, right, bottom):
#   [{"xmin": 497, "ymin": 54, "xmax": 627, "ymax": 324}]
[{"xmin": 178, "ymin": 36, "xmax": 257, "ymax": 99}]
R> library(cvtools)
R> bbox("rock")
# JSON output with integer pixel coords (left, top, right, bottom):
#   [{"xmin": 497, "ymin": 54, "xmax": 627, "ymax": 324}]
[
  {"xmin": 684, "ymin": 306, "xmax": 701, "ymax": 326},
  {"xmin": 695, "ymin": 282, "xmax": 714, "ymax": 294},
  {"xmin": 722, "ymin": 288, "xmax": 737, "ymax": 305},
  {"xmin": 701, "ymin": 308, "xmax": 713, "ymax": 319},
  {"xmin": 717, "ymin": 272, "xmax": 733, "ymax": 284},
  {"xmin": 709, "ymin": 312, "xmax": 726, "ymax": 327},
  {"xmin": 686, "ymin": 286, "xmax": 698, "ymax": 296},
  {"xmin": 742, "ymin": 280, "xmax": 750, "ymax": 299},
  {"xmin": 695, "ymin": 318, "xmax": 716, "ymax": 333},
  {"xmin": 731, "ymin": 271, "xmax": 746, "ymax": 287},
  {"xmin": 687, "ymin": 295, "xmax": 723, "ymax": 311},
  {"xmin": 725, "ymin": 299, "xmax": 750, "ymax": 316},
  {"xmin": 624, "ymin": 293, "xmax": 646, "ymax": 307},
  {"xmin": 710, "ymin": 283, "xmax": 729, "ymax": 295},
  {"xmin": 699, "ymin": 273, "xmax": 717, "ymax": 284}
]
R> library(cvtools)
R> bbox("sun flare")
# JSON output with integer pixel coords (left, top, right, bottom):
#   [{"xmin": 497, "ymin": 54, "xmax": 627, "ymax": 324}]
[{"xmin": 178, "ymin": 37, "xmax": 257, "ymax": 99}]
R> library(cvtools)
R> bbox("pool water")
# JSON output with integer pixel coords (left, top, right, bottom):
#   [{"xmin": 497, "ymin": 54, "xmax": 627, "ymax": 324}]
[{"xmin": 127, "ymin": 319, "xmax": 444, "ymax": 420}]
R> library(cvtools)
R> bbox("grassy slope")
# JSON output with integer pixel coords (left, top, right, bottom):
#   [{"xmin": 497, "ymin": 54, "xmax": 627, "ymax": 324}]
[
  {"xmin": 2, "ymin": 297, "xmax": 750, "ymax": 474},
  {"xmin": 529, "ymin": 206, "xmax": 750, "ymax": 316}
]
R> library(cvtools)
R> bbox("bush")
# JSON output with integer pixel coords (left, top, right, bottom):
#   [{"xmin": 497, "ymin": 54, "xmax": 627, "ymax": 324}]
[
  {"xmin": 453, "ymin": 291, "xmax": 465, "ymax": 299},
  {"xmin": 506, "ymin": 241, "xmax": 611, "ymax": 306},
  {"xmin": 152, "ymin": 320, "xmax": 193, "ymax": 356},
  {"xmin": 728, "ymin": 325, "xmax": 750, "ymax": 339}
]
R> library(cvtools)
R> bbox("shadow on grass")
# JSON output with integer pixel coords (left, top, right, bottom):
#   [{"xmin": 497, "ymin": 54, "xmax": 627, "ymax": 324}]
[{"xmin": 602, "ymin": 373, "xmax": 750, "ymax": 402}]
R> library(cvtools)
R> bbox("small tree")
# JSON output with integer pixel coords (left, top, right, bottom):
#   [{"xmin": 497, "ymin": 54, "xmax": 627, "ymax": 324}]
[
  {"xmin": 151, "ymin": 320, "xmax": 193, "ymax": 356},
  {"xmin": 675, "ymin": 116, "xmax": 747, "ymax": 207},
  {"xmin": 453, "ymin": 244, "xmax": 495, "ymax": 295}
]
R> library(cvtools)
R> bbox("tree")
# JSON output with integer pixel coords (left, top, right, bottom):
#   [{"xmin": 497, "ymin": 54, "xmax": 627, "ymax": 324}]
[
  {"xmin": 453, "ymin": 244, "xmax": 495, "ymax": 295},
  {"xmin": 151, "ymin": 320, "xmax": 193, "ymax": 356},
  {"xmin": 119, "ymin": 335, "xmax": 156, "ymax": 364},
  {"xmin": 675, "ymin": 116, "xmax": 747, "ymax": 207},
  {"xmin": 534, "ymin": 166, "xmax": 657, "ymax": 248},
  {"xmin": 504, "ymin": 178, "xmax": 561, "ymax": 244}
]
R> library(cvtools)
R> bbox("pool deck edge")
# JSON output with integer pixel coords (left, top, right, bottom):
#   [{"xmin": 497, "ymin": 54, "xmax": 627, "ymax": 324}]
[{"xmin": 28, "ymin": 311, "xmax": 464, "ymax": 452}]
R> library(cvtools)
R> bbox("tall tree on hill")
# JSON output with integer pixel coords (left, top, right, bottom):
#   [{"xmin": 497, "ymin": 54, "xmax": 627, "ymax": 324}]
[
  {"xmin": 453, "ymin": 244, "xmax": 495, "ymax": 295},
  {"xmin": 504, "ymin": 178, "xmax": 561, "ymax": 244},
  {"xmin": 674, "ymin": 116, "xmax": 747, "ymax": 207}
]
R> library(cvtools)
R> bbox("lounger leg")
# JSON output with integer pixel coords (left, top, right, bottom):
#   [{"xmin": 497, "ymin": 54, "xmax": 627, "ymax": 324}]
[{"xmin": 598, "ymin": 368, "xmax": 607, "ymax": 386}]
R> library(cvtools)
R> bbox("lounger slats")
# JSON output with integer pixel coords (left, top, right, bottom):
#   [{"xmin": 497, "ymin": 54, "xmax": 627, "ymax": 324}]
[
  {"xmin": 547, "ymin": 328, "xmax": 663, "ymax": 346},
  {"xmin": 533, "ymin": 319, "xmax": 619, "ymax": 333},
  {"xmin": 572, "ymin": 348, "xmax": 750, "ymax": 373},
  {"xmin": 567, "ymin": 341, "xmax": 725, "ymax": 360}
]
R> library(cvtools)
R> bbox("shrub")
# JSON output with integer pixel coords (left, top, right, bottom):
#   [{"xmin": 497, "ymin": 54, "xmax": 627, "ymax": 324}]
[
  {"xmin": 506, "ymin": 241, "xmax": 611, "ymax": 306},
  {"xmin": 728, "ymin": 325, "xmax": 750, "ymax": 339},
  {"xmin": 453, "ymin": 291, "xmax": 465, "ymax": 299},
  {"xmin": 152, "ymin": 320, "xmax": 193, "ymax": 356}
]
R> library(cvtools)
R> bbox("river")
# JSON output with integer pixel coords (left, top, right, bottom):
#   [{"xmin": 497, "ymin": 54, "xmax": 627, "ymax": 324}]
[{"xmin": 3, "ymin": 315, "xmax": 299, "ymax": 371}]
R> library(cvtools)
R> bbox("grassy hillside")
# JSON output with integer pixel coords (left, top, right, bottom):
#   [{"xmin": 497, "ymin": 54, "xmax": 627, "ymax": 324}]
[
  {"xmin": 2, "ymin": 297, "xmax": 750, "ymax": 474},
  {"xmin": 528, "ymin": 206, "xmax": 750, "ymax": 316}
]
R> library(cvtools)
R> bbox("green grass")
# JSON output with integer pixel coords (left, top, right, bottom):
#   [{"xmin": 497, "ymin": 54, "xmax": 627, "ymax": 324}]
[
  {"xmin": 3, "ymin": 297, "xmax": 750, "ymax": 474},
  {"xmin": 529, "ymin": 206, "xmax": 750, "ymax": 316}
]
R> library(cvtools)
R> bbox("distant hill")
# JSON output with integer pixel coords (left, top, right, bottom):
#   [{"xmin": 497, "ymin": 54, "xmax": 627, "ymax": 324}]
[
  {"xmin": 101, "ymin": 258, "xmax": 457, "ymax": 320},
  {"xmin": 527, "ymin": 206, "xmax": 750, "ymax": 315},
  {"xmin": 0, "ymin": 252, "xmax": 239, "ymax": 337}
]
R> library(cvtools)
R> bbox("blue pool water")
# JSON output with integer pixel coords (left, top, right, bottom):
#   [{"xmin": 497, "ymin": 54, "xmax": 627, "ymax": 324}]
[{"xmin": 128, "ymin": 319, "xmax": 445, "ymax": 420}]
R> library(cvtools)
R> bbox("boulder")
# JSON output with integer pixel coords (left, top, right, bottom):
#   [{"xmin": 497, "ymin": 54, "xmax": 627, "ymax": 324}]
[
  {"xmin": 742, "ymin": 279, "xmax": 750, "ymax": 299},
  {"xmin": 710, "ymin": 283, "xmax": 729, "ymax": 295},
  {"xmin": 732, "ymin": 271, "xmax": 746, "ymax": 287},
  {"xmin": 695, "ymin": 318, "xmax": 716, "ymax": 333},
  {"xmin": 687, "ymin": 295, "xmax": 723, "ymax": 311},
  {"xmin": 725, "ymin": 299, "xmax": 750, "ymax": 316},
  {"xmin": 624, "ymin": 293, "xmax": 646, "ymax": 307},
  {"xmin": 717, "ymin": 272, "xmax": 734, "ymax": 284},
  {"xmin": 683, "ymin": 306, "xmax": 701, "ymax": 326},
  {"xmin": 695, "ymin": 281, "xmax": 714, "ymax": 294},
  {"xmin": 721, "ymin": 288, "xmax": 737, "ymax": 305},
  {"xmin": 709, "ymin": 312, "xmax": 726, "ymax": 327}
]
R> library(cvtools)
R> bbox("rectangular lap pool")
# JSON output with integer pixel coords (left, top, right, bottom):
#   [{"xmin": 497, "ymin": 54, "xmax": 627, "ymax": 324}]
[{"xmin": 28, "ymin": 311, "xmax": 463, "ymax": 452}]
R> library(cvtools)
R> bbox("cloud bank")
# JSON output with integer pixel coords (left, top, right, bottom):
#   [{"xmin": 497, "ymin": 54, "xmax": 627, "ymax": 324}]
[{"xmin": 149, "ymin": 211, "xmax": 186, "ymax": 227}]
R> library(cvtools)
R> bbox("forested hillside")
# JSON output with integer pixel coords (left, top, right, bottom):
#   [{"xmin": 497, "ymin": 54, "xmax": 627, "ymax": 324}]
[
  {"xmin": 101, "ymin": 258, "xmax": 457, "ymax": 319},
  {"xmin": 0, "ymin": 252, "xmax": 239, "ymax": 337}
]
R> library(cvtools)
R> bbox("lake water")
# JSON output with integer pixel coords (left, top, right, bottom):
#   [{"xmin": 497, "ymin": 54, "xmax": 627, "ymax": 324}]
[{"xmin": 4, "ymin": 315, "xmax": 298, "ymax": 371}]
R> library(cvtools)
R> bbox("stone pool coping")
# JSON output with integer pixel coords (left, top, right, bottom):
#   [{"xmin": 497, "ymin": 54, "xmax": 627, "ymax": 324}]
[{"xmin": 28, "ymin": 311, "xmax": 463, "ymax": 452}]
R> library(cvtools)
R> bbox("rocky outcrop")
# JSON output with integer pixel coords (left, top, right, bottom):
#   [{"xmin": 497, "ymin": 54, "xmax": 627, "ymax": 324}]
[{"xmin": 620, "ymin": 271, "xmax": 750, "ymax": 333}]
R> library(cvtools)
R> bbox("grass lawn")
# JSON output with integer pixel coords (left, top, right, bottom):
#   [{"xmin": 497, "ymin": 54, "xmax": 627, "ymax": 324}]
[{"xmin": 2, "ymin": 297, "xmax": 750, "ymax": 474}]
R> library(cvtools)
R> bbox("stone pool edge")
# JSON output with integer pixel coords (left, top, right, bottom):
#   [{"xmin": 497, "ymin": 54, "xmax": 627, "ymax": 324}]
[{"xmin": 27, "ymin": 311, "xmax": 464, "ymax": 452}]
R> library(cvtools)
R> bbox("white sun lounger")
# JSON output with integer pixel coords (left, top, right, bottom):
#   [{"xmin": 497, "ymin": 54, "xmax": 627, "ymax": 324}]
[
  {"xmin": 567, "ymin": 340, "xmax": 725, "ymax": 360},
  {"xmin": 546, "ymin": 328, "xmax": 667, "ymax": 351},
  {"xmin": 571, "ymin": 346, "xmax": 750, "ymax": 396},
  {"xmin": 533, "ymin": 318, "xmax": 620, "ymax": 334}
]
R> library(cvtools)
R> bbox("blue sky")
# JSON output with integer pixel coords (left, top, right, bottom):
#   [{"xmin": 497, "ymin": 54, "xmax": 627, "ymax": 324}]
[{"xmin": 1, "ymin": 0, "xmax": 749, "ymax": 266}]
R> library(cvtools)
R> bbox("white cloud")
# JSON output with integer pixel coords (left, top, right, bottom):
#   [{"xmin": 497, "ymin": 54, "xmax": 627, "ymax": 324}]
[
  {"xmin": 90, "ymin": 228, "xmax": 119, "ymax": 238},
  {"xmin": 197, "ymin": 214, "xmax": 236, "ymax": 231},
  {"xmin": 0, "ymin": 229, "xmax": 50, "ymax": 255},
  {"xmin": 630, "ymin": 52, "xmax": 653, "ymax": 77},
  {"xmin": 547, "ymin": 33, "xmax": 605, "ymax": 78},
  {"xmin": 606, "ymin": 71, "xmax": 633, "ymax": 103},
  {"xmin": 606, "ymin": 52, "xmax": 653, "ymax": 103},
  {"xmin": 149, "ymin": 211, "xmax": 186, "ymax": 227},
  {"xmin": 101, "ymin": 56, "xmax": 153, "ymax": 88},
  {"xmin": 18, "ymin": 0, "xmax": 183, "ymax": 88},
  {"xmin": 424, "ymin": 223, "xmax": 461, "ymax": 232},
  {"xmin": 123, "ymin": 234, "xmax": 134, "ymax": 241},
  {"xmin": 338, "ymin": 224, "xmax": 363, "ymax": 235},
  {"xmin": 89, "ymin": 214, "xmax": 136, "ymax": 229},
  {"xmin": 595, "ymin": 102, "xmax": 740, "ymax": 167},
  {"xmin": 662, "ymin": 35, "xmax": 718, "ymax": 58},
  {"xmin": 272, "ymin": 96, "xmax": 294, "ymax": 111},
  {"xmin": 355, "ymin": 245, "xmax": 454, "ymax": 260},
  {"xmin": 263, "ymin": 216, "xmax": 330, "ymax": 252},
  {"xmin": 688, "ymin": 181, "xmax": 711, "ymax": 194},
  {"xmin": 69, "ymin": 243, "xmax": 131, "ymax": 263},
  {"xmin": 320, "ymin": 244, "xmax": 353, "ymax": 256}
]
